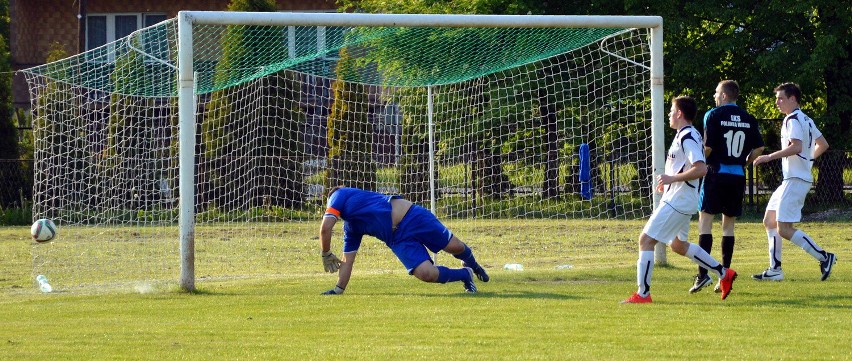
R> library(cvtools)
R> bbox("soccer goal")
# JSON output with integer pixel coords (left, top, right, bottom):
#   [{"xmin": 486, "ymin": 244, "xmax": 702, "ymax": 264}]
[{"xmin": 22, "ymin": 12, "xmax": 664, "ymax": 292}]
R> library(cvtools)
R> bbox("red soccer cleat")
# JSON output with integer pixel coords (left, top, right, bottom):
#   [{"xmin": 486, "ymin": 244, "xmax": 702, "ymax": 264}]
[
  {"xmin": 621, "ymin": 292, "xmax": 652, "ymax": 304},
  {"xmin": 719, "ymin": 268, "xmax": 738, "ymax": 300}
]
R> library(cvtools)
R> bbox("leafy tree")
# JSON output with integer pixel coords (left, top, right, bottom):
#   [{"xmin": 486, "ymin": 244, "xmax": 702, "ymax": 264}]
[
  {"xmin": 341, "ymin": 0, "xmax": 850, "ymax": 205},
  {"xmin": 202, "ymin": 0, "xmax": 305, "ymax": 210},
  {"xmin": 326, "ymin": 47, "xmax": 377, "ymax": 191},
  {"xmin": 0, "ymin": 0, "xmax": 17, "ymax": 208},
  {"xmin": 626, "ymin": 0, "xmax": 850, "ymax": 203}
]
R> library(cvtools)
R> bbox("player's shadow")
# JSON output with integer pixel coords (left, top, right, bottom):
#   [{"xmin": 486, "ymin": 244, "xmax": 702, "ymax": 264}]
[{"xmin": 374, "ymin": 290, "xmax": 584, "ymax": 300}]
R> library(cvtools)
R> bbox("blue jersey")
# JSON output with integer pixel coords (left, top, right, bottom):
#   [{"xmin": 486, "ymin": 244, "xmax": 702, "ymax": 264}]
[
  {"xmin": 703, "ymin": 104, "xmax": 763, "ymax": 176},
  {"xmin": 324, "ymin": 187, "xmax": 401, "ymax": 252}
]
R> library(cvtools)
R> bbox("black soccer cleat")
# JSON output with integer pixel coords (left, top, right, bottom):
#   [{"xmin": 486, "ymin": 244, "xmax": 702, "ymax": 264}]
[
  {"xmin": 462, "ymin": 267, "xmax": 478, "ymax": 293},
  {"xmin": 463, "ymin": 261, "xmax": 490, "ymax": 283},
  {"xmin": 820, "ymin": 253, "xmax": 836, "ymax": 281},
  {"xmin": 688, "ymin": 273, "xmax": 712, "ymax": 294}
]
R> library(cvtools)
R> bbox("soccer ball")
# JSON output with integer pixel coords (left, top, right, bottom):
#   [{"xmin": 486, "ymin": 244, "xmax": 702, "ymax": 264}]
[{"xmin": 31, "ymin": 219, "xmax": 57, "ymax": 243}]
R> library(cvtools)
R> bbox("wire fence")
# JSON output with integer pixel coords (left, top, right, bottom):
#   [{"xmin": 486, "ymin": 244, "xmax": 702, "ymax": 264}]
[{"xmin": 2, "ymin": 149, "xmax": 849, "ymax": 225}]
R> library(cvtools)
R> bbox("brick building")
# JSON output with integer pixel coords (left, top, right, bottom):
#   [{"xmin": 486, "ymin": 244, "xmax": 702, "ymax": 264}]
[{"xmin": 9, "ymin": 0, "xmax": 336, "ymax": 109}]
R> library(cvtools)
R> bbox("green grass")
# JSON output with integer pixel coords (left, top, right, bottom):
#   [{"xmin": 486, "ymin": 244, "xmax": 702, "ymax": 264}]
[{"xmin": 1, "ymin": 220, "xmax": 850, "ymax": 360}]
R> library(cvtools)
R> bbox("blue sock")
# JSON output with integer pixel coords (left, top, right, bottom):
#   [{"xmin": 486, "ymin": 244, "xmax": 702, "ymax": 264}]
[
  {"xmin": 452, "ymin": 245, "xmax": 481, "ymax": 269},
  {"xmin": 436, "ymin": 266, "xmax": 472, "ymax": 283}
]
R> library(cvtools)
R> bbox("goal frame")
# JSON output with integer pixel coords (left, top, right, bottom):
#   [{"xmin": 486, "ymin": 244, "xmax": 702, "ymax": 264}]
[{"xmin": 176, "ymin": 11, "xmax": 666, "ymax": 292}]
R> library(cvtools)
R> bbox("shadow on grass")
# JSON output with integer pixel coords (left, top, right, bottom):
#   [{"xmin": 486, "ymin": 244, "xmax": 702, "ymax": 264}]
[
  {"xmin": 757, "ymin": 294, "xmax": 852, "ymax": 310},
  {"xmin": 370, "ymin": 290, "xmax": 584, "ymax": 300}
]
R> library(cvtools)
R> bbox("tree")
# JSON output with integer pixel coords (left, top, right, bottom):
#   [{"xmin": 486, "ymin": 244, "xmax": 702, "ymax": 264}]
[
  {"xmin": 629, "ymin": 0, "xmax": 850, "ymax": 203},
  {"xmin": 0, "ymin": 0, "xmax": 17, "ymax": 208},
  {"xmin": 202, "ymin": 0, "xmax": 305, "ymax": 210},
  {"xmin": 326, "ymin": 47, "xmax": 377, "ymax": 191}
]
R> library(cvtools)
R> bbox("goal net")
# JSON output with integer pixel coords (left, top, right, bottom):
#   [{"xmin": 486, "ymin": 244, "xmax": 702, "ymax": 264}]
[{"xmin": 22, "ymin": 13, "xmax": 662, "ymax": 292}]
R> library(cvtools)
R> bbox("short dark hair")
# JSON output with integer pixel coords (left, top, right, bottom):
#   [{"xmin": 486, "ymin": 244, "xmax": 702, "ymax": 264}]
[
  {"xmin": 719, "ymin": 80, "xmax": 739, "ymax": 101},
  {"xmin": 327, "ymin": 185, "xmax": 345, "ymax": 198},
  {"xmin": 774, "ymin": 82, "xmax": 802, "ymax": 103},
  {"xmin": 672, "ymin": 95, "xmax": 697, "ymax": 122}
]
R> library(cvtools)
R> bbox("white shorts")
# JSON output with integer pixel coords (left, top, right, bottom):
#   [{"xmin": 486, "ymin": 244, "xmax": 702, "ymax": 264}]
[
  {"xmin": 642, "ymin": 203, "xmax": 692, "ymax": 245},
  {"xmin": 766, "ymin": 178, "xmax": 811, "ymax": 223}
]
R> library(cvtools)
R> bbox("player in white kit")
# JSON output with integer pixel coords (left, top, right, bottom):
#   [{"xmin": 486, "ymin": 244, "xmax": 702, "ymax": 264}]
[
  {"xmin": 751, "ymin": 82, "xmax": 836, "ymax": 282},
  {"xmin": 622, "ymin": 96, "xmax": 738, "ymax": 303}
]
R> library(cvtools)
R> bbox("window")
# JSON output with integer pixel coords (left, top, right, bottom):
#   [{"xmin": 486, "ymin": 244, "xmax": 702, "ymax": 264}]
[
  {"xmin": 287, "ymin": 25, "xmax": 347, "ymax": 61},
  {"xmin": 86, "ymin": 13, "xmax": 167, "ymax": 51},
  {"xmin": 280, "ymin": 10, "xmax": 346, "ymax": 61}
]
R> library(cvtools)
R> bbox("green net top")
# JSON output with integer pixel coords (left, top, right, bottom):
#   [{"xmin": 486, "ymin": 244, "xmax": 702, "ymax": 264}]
[{"xmin": 24, "ymin": 18, "xmax": 628, "ymax": 96}]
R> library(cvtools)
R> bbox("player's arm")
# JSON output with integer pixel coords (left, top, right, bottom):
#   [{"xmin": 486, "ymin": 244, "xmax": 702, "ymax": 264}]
[
  {"xmin": 745, "ymin": 146, "xmax": 765, "ymax": 165},
  {"xmin": 323, "ymin": 252, "xmax": 356, "ymax": 295},
  {"xmin": 319, "ymin": 216, "xmax": 342, "ymax": 272},
  {"xmin": 702, "ymin": 111, "xmax": 715, "ymax": 157},
  {"xmin": 813, "ymin": 136, "xmax": 829, "ymax": 159},
  {"xmin": 659, "ymin": 160, "xmax": 707, "ymax": 185},
  {"xmin": 754, "ymin": 139, "xmax": 802, "ymax": 165},
  {"xmin": 320, "ymin": 216, "xmax": 336, "ymax": 253}
]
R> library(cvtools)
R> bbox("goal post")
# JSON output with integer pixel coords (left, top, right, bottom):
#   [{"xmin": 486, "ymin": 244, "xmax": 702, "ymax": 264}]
[
  {"xmin": 23, "ymin": 12, "xmax": 666, "ymax": 292},
  {"xmin": 177, "ymin": 12, "xmax": 667, "ymax": 290}
]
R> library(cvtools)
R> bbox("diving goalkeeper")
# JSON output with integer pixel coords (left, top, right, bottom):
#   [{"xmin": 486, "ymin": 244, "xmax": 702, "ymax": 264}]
[{"xmin": 319, "ymin": 186, "xmax": 489, "ymax": 295}]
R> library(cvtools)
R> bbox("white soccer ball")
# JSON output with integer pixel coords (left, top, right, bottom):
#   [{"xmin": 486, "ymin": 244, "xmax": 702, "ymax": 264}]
[{"xmin": 31, "ymin": 219, "xmax": 57, "ymax": 243}]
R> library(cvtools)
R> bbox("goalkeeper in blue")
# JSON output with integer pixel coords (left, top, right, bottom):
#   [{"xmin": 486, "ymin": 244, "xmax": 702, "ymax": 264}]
[
  {"xmin": 318, "ymin": 186, "xmax": 489, "ymax": 295},
  {"xmin": 622, "ymin": 96, "xmax": 738, "ymax": 304}
]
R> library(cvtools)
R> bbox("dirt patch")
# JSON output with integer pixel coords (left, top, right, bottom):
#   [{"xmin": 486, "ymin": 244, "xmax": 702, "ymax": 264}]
[{"xmin": 803, "ymin": 208, "xmax": 852, "ymax": 222}]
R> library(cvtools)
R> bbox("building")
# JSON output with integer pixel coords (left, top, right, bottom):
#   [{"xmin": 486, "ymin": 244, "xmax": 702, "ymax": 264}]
[{"xmin": 9, "ymin": 0, "xmax": 337, "ymax": 110}]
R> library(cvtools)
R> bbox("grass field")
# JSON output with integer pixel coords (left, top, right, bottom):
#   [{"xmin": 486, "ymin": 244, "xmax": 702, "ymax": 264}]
[{"xmin": 1, "ymin": 219, "xmax": 850, "ymax": 360}]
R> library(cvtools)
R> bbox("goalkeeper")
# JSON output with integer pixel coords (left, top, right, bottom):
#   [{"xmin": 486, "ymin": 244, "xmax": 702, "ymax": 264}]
[{"xmin": 319, "ymin": 186, "xmax": 489, "ymax": 295}]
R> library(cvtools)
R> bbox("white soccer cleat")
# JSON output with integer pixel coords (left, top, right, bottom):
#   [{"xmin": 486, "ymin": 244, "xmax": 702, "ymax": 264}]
[{"xmin": 752, "ymin": 268, "xmax": 784, "ymax": 281}]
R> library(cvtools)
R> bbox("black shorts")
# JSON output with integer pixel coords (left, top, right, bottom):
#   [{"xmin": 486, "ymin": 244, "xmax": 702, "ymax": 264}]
[{"xmin": 699, "ymin": 172, "xmax": 746, "ymax": 217}]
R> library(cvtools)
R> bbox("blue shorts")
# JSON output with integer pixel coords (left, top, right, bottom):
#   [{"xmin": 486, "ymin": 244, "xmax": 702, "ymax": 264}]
[{"xmin": 389, "ymin": 205, "xmax": 453, "ymax": 274}]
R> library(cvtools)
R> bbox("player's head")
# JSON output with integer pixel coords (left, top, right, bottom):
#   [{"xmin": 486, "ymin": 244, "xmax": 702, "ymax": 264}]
[
  {"xmin": 714, "ymin": 80, "xmax": 739, "ymax": 106},
  {"xmin": 774, "ymin": 82, "xmax": 801, "ymax": 114},
  {"xmin": 775, "ymin": 83, "xmax": 802, "ymax": 114},
  {"xmin": 327, "ymin": 185, "xmax": 345, "ymax": 199},
  {"xmin": 670, "ymin": 95, "xmax": 697, "ymax": 127}
]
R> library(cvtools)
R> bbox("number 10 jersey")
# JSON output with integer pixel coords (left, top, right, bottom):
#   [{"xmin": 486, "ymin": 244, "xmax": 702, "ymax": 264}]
[{"xmin": 703, "ymin": 104, "xmax": 763, "ymax": 176}]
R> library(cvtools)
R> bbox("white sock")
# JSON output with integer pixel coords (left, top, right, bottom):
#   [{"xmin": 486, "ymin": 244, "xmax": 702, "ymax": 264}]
[
  {"xmin": 767, "ymin": 228, "xmax": 782, "ymax": 270},
  {"xmin": 636, "ymin": 251, "xmax": 654, "ymax": 297},
  {"xmin": 789, "ymin": 230, "xmax": 827, "ymax": 261},
  {"xmin": 685, "ymin": 243, "xmax": 724, "ymax": 278}
]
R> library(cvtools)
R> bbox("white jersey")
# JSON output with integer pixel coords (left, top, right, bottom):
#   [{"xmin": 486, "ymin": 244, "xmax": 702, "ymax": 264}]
[
  {"xmin": 781, "ymin": 108, "xmax": 822, "ymax": 182},
  {"xmin": 661, "ymin": 125, "xmax": 705, "ymax": 214}
]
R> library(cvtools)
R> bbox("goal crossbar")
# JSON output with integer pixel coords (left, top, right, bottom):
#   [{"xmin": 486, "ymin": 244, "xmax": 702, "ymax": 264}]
[{"xmin": 182, "ymin": 11, "xmax": 663, "ymax": 29}]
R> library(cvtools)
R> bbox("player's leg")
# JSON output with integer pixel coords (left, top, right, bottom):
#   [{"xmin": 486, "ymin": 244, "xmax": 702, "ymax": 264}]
[
  {"xmin": 691, "ymin": 211, "xmax": 715, "ymax": 293},
  {"xmin": 775, "ymin": 179, "xmax": 835, "ymax": 280},
  {"xmin": 622, "ymin": 232, "xmax": 656, "ymax": 304},
  {"xmin": 694, "ymin": 174, "xmax": 720, "ymax": 293},
  {"xmin": 672, "ymin": 238, "xmax": 737, "ymax": 300},
  {"xmin": 754, "ymin": 185, "xmax": 785, "ymax": 280},
  {"xmin": 395, "ymin": 207, "xmax": 479, "ymax": 291},
  {"xmin": 395, "ymin": 242, "xmax": 475, "ymax": 292},
  {"xmin": 671, "ymin": 214, "xmax": 737, "ymax": 300},
  {"xmin": 623, "ymin": 205, "xmax": 680, "ymax": 303},
  {"xmin": 719, "ymin": 174, "xmax": 745, "ymax": 272},
  {"xmin": 720, "ymin": 215, "xmax": 736, "ymax": 268},
  {"xmin": 444, "ymin": 236, "xmax": 489, "ymax": 282},
  {"xmin": 781, "ymin": 222, "xmax": 836, "ymax": 281}
]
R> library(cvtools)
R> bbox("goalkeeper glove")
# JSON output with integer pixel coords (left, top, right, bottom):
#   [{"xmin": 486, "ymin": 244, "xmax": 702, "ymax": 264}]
[
  {"xmin": 322, "ymin": 251, "xmax": 342, "ymax": 273},
  {"xmin": 321, "ymin": 285, "xmax": 345, "ymax": 295}
]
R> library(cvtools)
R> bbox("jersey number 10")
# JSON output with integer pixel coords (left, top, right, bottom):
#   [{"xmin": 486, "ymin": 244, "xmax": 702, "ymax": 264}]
[{"xmin": 723, "ymin": 130, "xmax": 746, "ymax": 158}]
